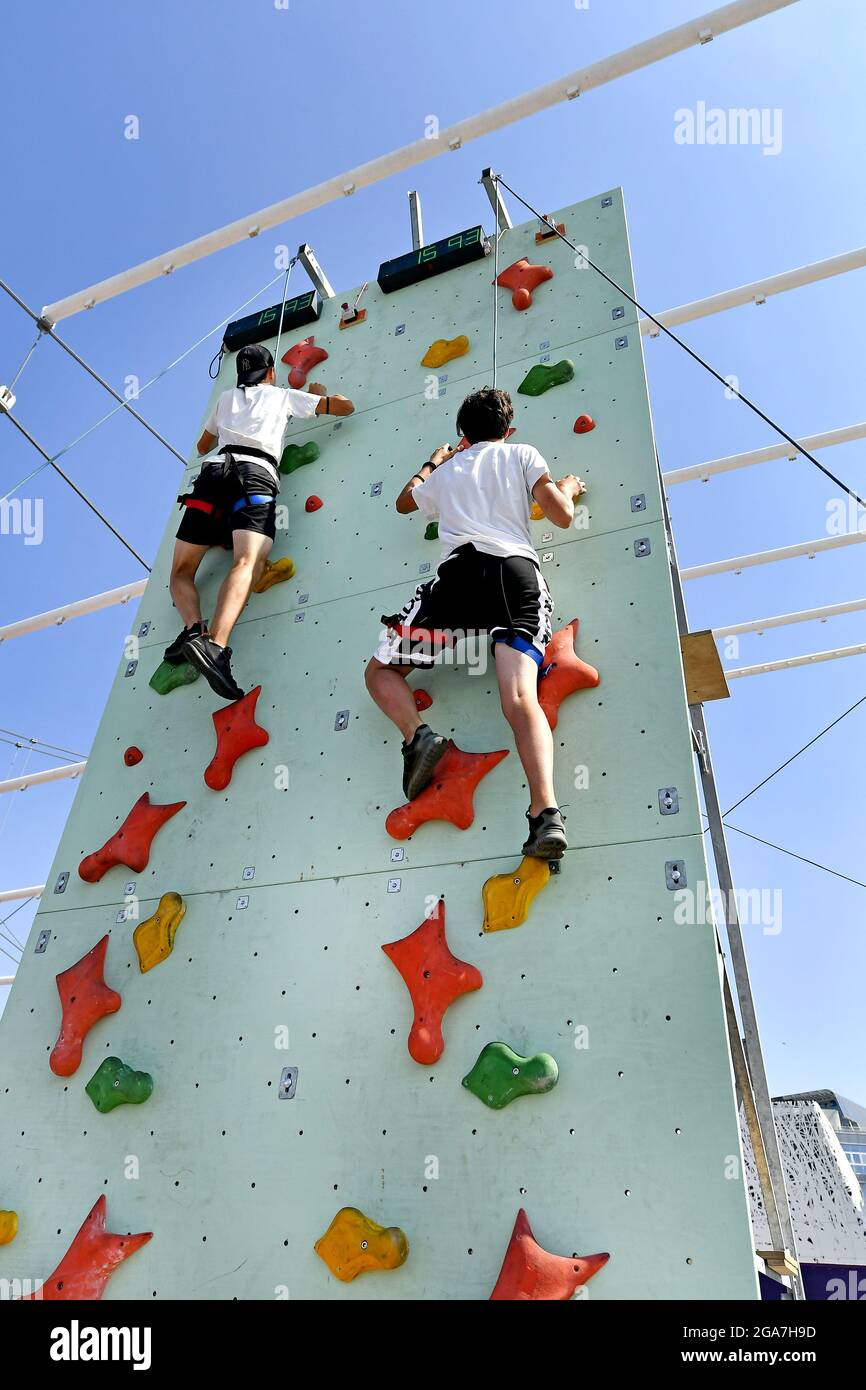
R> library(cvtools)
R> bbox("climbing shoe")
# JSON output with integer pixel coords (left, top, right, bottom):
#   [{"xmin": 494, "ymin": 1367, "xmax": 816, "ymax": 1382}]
[
  {"xmin": 522, "ymin": 807, "xmax": 567, "ymax": 860},
  {"xmin": 182, "ymin": 633, "xmax": 244, "ymax": 702},
  {"xmin": 401, "ymin": 724, "xmax": 448, "ymax": 801},
  {"xmin": 164, "ymin": 621, "xmax": 207, "ymax": 666}
]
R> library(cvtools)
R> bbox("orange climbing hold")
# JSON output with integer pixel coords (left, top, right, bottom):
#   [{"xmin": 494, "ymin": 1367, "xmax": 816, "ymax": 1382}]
[
  {"xmin": 538, "ymin": 619, "xmax": 600, "ymax": 731},
  {"xmin": 382, "ymin": 899, "xmax": 482, "ymax": 1065},
  {"xmin": 133, "ymin": 891, "xmax": 186, "ymax": 973},
  {"xmin": 573, "ymin": 414, "xmax": 596, "ymax": 434},
  {"xmin": 385, "ymin": 740, "xmax": 508, "ymax": 840},
  {"xmin": 421, "ymin": 335, "xmax": 469, "ymax": 369},
  {"xmin": 0, "ymin": 1210, "xmax": 18, "ymax": 1245},
  {"xmin": 305, "ymin": 495, "xmax": 323, "ymax": 513},
  {"xmin": 123, "ymin": 746, "xmax": 143, "ymax": 766},
  {"xmin": 78, "ymin": 793, "xmax": 186, "ymax": 883},
  {"xmin": 281, "ymin": 335, "xmax": 328, "ymax": 389},
  {"xmin": 314, "ymin": 1207, "xmax": 409, "ymax": 1282},
  {"xmin": 413, "ymin": 688, "xmax": 432, "ymax": 712},
  {"xmin": 49, "ymin": 936, "xmax": 121, "ymax": 1077},
  {"xmin": 496, "ymin": 257, "xmax": 553, "ymax": 311},
  {"xmin": 490, "ymin": 1208, "xmax": 609, "ymax": 1301},
  {"xmin": 482, "ymin": 855, "xmax": 552, "ymax": 933},
  {"xmin": 204, "ymin": 685, "xmax": 269, "ymax": 791},
  {"xmin": 21, "ymin": 1195, "xmax": 151, "ymax": 1301}
]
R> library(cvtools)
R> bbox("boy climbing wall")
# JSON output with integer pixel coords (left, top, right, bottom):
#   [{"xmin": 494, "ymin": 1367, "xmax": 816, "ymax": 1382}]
[
  {"xmin": 166, "ymin": 343, "xmax": 355, "ymax": 700},
  {"xmin": 365, "ymin": 386, "xmax": 584, "ymax": 859}
]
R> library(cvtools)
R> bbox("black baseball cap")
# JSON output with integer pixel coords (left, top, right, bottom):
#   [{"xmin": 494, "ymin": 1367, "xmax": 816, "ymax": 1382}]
[{"xmin": 237, "ymin": 343, "xmax": 274, "ymax": 387}]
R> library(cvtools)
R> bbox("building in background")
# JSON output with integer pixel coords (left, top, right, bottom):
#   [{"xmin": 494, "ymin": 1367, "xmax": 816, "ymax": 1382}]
[{"xmin": 775, "ymin": 1090, "xmax": 866, "ymax": 1197}]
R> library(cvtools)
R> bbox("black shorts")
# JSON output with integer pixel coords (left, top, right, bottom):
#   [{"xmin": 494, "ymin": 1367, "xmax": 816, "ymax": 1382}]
[
  {"xmin": 175, "ymin": 458, "xmax": 278, "ymax": 549},
  {"xmin": 375, "ymin": 543, "xmax": 554, "ymax": 669}
]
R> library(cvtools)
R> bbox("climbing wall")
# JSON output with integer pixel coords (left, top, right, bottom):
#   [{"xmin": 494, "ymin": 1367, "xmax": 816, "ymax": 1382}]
[{"xmin": 0, "ymin": 190, "xmax": 759, "ymax": 1300}]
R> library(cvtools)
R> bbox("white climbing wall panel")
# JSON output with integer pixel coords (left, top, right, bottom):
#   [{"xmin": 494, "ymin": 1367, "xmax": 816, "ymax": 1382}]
[{"xmin": 0, "ymin": 191, "xmax": 758, "ymax": 1300}]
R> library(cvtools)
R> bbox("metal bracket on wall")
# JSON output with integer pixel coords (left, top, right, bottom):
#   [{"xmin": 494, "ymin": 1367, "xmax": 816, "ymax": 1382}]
[
  {"xmin": 370, "ymin": 481, "xmax": 383, "ymax": 497},
  {"xmin": 35, "ymin": 929, "xmax": 51, "ymax": 954},
  {"xmin": 137, "ymin": 621, "xmax": 151, "ymax": 638},
  {"xmin": 53, "ymin": 872, "xmax": 69, "ymax": 894},
  {"xmin": 631, "ymin": 494, "xmax": 646, "ymax": 513},
  {"xmin": 334, "ymin": 710, "xmax": 349, "ymax": 731},
  {"xmin": 658, "ymin": 787, "xmax": 680, "ymax": 816},
  {"xmin": 124, "ymin": 660, "xmax": 138, "ymax": 678},
  {"xmin": 615, "ymin": 335, "xmax": 629, "ymax": 350},
  {"xmin": 665, "ymin": 860, "xmax": 687, "ymax": 890},
  {"xmin": 278, "ymin": 1066, "xmax": 299, "ymax": 1100},
  {"xmin": 634, "ymin": 538, "xmax": 651, "ymax": 558}
]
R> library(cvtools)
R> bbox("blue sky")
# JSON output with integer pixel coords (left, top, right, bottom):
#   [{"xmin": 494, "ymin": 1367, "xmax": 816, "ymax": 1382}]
[{"xmin": 1, "ymin": 0, "xmax": 864, "ymax": 1106}]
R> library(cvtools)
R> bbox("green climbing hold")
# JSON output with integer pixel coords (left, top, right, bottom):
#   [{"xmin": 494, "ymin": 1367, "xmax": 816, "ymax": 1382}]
[
  {"xmin": 85, "ymin": 1056, "xmax": 153, "ymax": 1114},
  {"xmin": 517, "ymin": 359, "xmax": 575, "ymax": 397},
  {"xmin": 149, "ymin": 659, "xmax": 199, "ymax": 695},
  {"xmin": 280, "ymin": 440, "xmax": 321, "ymax": 475},
  {"xmin": 424, "ymin": 521, "xmax": 439, "ymax": 541},
  {"xmin": 462, "ymin": 1041, "xmax": 559, "ymax": 1110}
]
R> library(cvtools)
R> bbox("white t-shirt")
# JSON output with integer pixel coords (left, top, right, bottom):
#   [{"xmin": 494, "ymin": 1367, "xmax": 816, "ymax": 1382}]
[
  {"xmin": 412, "ymin": 440, "xmax": 550, "ymax": 562},
  {"xmin": 204, "ymin": 384, "xmax": 320, "ymax": 473}
]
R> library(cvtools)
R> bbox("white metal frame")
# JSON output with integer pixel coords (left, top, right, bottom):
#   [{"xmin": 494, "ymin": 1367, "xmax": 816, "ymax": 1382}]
[
  {"xmin": 681, "ymin": 530, "xmax": 866, "ymax": 581},
  {"xmin": 0, "ymin": 886, "xmax": 44, "ymax": 903},
  {"xmin": 39, "ymin": 0, "xmax": 799, "ymax": 322},
  {"xmin": 726, "ymin": 643, "xmax": 866, "ymax": 679},
  {"xmin": 664, "ymin": 421, "xmax": 866, "ymax": 486},
  {"xmin": 0, "ymin": 580, "xmax": 146, "ymax": 644},
  {"xmin": 0, "ymin": 762, "xmax": 86, "ymax": 795}
]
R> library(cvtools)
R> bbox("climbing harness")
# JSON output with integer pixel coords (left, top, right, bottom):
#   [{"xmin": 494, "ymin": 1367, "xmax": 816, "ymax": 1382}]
[{"xmin": 177, "ymin": 446, "xmax": 278, "ymax": 523}]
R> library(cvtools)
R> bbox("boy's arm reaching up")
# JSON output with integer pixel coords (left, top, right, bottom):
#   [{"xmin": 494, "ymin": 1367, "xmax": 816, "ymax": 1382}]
[
  {"xmin": 532, "ymin": 473, "xmax": 585, "ymax": 529},
  {"xmin": 307, "ymin": 381, "xmax": 355, "ymax": 417},
  {"xmin": 395, "ymin": 442, "xmax": 454, "ymax": 514}
]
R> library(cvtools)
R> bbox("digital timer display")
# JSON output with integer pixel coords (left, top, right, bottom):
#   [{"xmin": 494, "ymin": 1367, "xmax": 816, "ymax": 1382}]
[
  {"xmin": 377, "ymin": 226, "xmax": 487, "ymax": 294},
  {"xmin": 223, "ymin": 290, "xmax": 322, "ymax": 352}
]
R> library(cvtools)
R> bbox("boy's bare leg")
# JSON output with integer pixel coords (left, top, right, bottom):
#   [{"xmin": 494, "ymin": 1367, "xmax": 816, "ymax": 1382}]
[
  {"xmin": 495, "ymin": 642, "xmax": 557, "ymax": 815},
  {"xmin": 169, "ymin": 541, "xmax": 209, "ymax": 628},
  {"xmin": 209, "ymin": 531, "xmax": 273, "ymax": 647},
  {"xmin": 365, "ymin": 658, "xmax": 423, "ymax": 742}
]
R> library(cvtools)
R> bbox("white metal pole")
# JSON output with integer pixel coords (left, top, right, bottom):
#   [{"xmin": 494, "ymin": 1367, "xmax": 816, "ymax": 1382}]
[
  {"xmin": 681, "ymin": 530, "xmax": 866, "ymax": 581},
  {"xmin": 643, "ymin": 247, "xmax": 866, "ymax": 338},
  {"xmin": 726, "ymin": 643, "xmax": 866, "ymax": 678},
  {"xmin": 714, "ymin": 597, "xmax": 866, "ymax": 637},
  {"xmin": 39, "ymin": 0, "xmax": 799, "ymax": 322},
  {"xmin": 0, "ymin": 762, "xmax": 87, "ymax": 794},
  {"xmin": 0, "ymin": 580, "xmax": 146, "ymax": 644},
  {"xmin": 0, "ymin": 977, "xmax": 14, "ymax": 987},
  {"xmin": 0, "ymin": 885, "xmax": 44, "ymax": 903},
  {"xmin": 664, "ymin": 422, "xmax": 866, "ymax": 486}
]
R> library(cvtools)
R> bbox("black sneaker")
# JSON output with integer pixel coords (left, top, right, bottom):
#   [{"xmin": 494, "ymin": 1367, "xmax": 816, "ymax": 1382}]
[
  {"xmin": 401, "ymin": 725, "xmax": 448, "ymax": 801},
  {"xmin": 522, "ymin": 806, "xmax": 567, "ymax": 860},
  {"xmin": 164, "ymin": 621, "xmax": 206, "ymax": 666},
  {"xmin": 182, "ymin": 633, "xmax": 244, "ymax": 702}
]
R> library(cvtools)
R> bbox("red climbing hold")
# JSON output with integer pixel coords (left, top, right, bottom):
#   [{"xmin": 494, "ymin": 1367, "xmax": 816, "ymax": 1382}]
[
  {"xmin": 49, "ymin": 936, "xmax": 121, "ymax": 1077},
  {"xmin": 496, "ymin": 258, "xmax": 553, "ymax": 311},
  {"xmin": 381, "ymin": 899, "xmax": 482, "ymax": 1065},
  {"xmin": 78, "ymin": 793, "xmax": 186, "ymax": 883},
  {"xmin": 123, "ymin": 746, "xmax": 143, "ymax": 766},
  {"xmin": 413, "ymin": 689, "xmax": 432, "ymax": 712},
  {"xmin": 573, "ymin": 415, "xmax": 596, "ymax": 434},
  {"xmin": 385, "ymin": 741, "xmax": 508, "ymax": 840},
  {"xmin": 538, "ymin": 619, "xmax": 600, "ymax": 731},
  {"xmin": 305, "ymin": 495, "xmax": 323, "ymax": 513},
  {"xmin": 21, "ymin": 1195, "xmax": 152, "ymax": 1300},
  {"xmin": 204, "ymin": 685, "xmax": 269, "ymax": 791},
  {"xmin": 281, "ymin": 335, "xmax": 328, "ymax": 389},
  {"xmin": 490, "ymin": 1208, "xmax": 609, "ymax": 1300}
]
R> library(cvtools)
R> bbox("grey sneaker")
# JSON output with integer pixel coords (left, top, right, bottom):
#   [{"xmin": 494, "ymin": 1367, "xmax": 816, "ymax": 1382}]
[
  {"xmin": 522, "ymin": 807, "xmax": 567, "ymax": 860},
  {"xmin": 401, "ymin": 725, "xmax": 448, "ymax": 800}
]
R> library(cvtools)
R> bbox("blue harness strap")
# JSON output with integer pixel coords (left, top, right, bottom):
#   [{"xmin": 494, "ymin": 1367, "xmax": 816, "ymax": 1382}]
[
  {"xmin": 491, "ymin": 631, "xmax": 544, "ymax": 665},
  {"xmin": 232, "ymin": 493, "xmax": 273, "ymax": 512}
]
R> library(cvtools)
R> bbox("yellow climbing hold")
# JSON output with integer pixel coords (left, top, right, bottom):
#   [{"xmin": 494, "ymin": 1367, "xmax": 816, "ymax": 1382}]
[
  {"xmin": 421, "ymin": 335, "xmax": 469, "ymax": 369},
  {"xmin": 530, "ymin": 502, "xmax": 544, "ymax": 521},
  {"xmin": 0, "ymin": 1210, "xmax": 18, "ymax": 1245},
  {"xmin": 482, "ymin": 856, "xmax": 551, "ymax": 933},
  {"xmin": 253, "ymin": 556, "xmax": 296, "ymax": 593},
  {"xmin": 314, "ymin": 1206, "xmax": 409, "ymax": 1282},
  {"xmin": 133, "ymin": 892, "xmax": 186, "ymax": 973}
]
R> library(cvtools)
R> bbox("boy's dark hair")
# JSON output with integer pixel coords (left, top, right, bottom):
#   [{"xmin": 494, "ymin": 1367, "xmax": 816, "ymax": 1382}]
[{"xmin": 456, "ymin": 387, "xmax": 514, "ymax": 445}]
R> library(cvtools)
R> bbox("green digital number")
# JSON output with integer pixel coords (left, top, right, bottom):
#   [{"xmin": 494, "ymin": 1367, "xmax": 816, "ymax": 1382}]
[
  {"xmin": 259, "ymin": 307, "xmax": 278, "ymax": 325},
  {"xmin": 462, "ymin": 227, "xmax": 481, "ymax": 245},
  {"xmin": 418, "ymin": 246, "xmax": 437, "ymax": 264}
]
